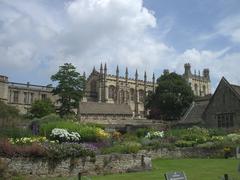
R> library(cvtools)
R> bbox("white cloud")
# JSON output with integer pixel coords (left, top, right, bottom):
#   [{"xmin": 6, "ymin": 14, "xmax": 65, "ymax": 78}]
[{"xmin": 217, "ymin": 14, "xmax": 240, "ymax": 43}]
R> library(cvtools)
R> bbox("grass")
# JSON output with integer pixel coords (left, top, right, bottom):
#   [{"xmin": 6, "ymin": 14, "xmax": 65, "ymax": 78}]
[{"xmin": 39, "ymin": 158, "xmax": 240, "ymax": 180}]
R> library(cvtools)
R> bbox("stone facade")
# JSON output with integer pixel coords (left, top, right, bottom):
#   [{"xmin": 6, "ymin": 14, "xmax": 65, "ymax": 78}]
[
  {"xmin": 183, "ymin": 63, "xmax": 211, "ymax": 97},
  {"xmin": 0, "ymin": 63, "xmax": 211, "ymax": 116},
  {"xmin": 84, "ymin": 64, "xmax": 155, "ymax": 117},
  {"xmin": 203, "ymin": 77, "xmax": 240, "ymax": 128},
  {"xmin": 0, "ymin": 75, "xmax": 58, "ymax": 114},
  {"xmin": 0, "ymin": 154, "xmax": 152, "ymax": 178}
]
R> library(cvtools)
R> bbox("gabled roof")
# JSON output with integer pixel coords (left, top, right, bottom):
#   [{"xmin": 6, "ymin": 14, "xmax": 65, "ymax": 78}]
[
  {"xmin": 179, "ymin": 96, "xmax": 210, "ymax": 124},
  {"xmin": 79, "ymin": 102, "xmax": 133, "ymax": 115},
  {"xmin": 203, "ymin": 77, "xmax": 240, "ymax": 117}
]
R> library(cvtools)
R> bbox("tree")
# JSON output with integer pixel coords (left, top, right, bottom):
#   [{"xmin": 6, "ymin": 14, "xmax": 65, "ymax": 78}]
[
  {"xmin": 146, "ymin": 72, "xmax": 194, "ymax": 120},
  {"xmin": 30, "ymin": 99, "xmax": 55, "ymax": 118},
  {"xmin": 51, "ymin": 63, "xmax": 85, "ymax": 117}
]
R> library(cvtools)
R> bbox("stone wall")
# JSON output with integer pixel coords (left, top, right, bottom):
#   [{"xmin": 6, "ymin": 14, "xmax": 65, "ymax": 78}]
[
  {"xmin": 0, "ymin": 154, "xmax": 152, "ymax": 178},
  {"xmin": 140, "ymin": 147, "xmax": 223, "ymax": 159}
]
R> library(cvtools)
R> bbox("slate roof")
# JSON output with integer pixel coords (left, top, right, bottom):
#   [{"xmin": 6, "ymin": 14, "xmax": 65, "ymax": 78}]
[
  {"xmin": 179, "ymin": 96, "xmax": 210, "ymax": 124},
  {"xmin": 231, "ymin": 84, "xmax": 240, "ymax": 98},
  {"xmin": 79, "ymin": 102, "xmax": 133, "ymax": 115}
]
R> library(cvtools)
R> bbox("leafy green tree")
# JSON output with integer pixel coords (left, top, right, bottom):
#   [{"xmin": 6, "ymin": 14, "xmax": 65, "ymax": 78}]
[
  {"xmin": 51, "ymin": 63, "xmax": 85, "ymax": 117},
  {"xmin": 146, "ymin": 72, "xmax": 194, "ymax": 120},
  {"xmin": 30, "ymin": 98, "xmax": 55, "ymax": 118}
]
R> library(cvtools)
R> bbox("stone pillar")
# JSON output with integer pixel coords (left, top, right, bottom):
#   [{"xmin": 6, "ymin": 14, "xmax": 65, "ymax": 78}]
[
  {"xmin": 116, "ymin": 65, "xmax": 119, "ymax": 104},
  {"xmin": 152, "ymin": 73, "xmax": 155, "ymax": 93},
  {"xmin": 144, "ymin": 71, "xmax": 147, "ymax": 116},
  {"xmin": 125, "ymin": 67, "xmax": 128, "ymax": 104},
  {"xmin": 0, "ymin": 75, "xmax": 9, "ymax": 103},
  {"xmin": 104, "ymin": 63, "xmax": 108, "ymax": 102},
  {"xmin": 98, "ymin": 64, "xmax": 103, "ymax": 102}
]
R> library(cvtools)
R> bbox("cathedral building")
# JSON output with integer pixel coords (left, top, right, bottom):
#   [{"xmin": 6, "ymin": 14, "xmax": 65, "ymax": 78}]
[{"xmin": 0, "ymin": 63, "xmax": 211, "ymax": 118}]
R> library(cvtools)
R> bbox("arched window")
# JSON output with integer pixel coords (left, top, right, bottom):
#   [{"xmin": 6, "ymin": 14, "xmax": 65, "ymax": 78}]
[
  {"xmin": 139, "ymin": 89, "xmax": 145, "ymax": 103},
  {"xmin": 120, "ymin": 90, "xmax": 124, "ymax": 104},
  {"xmin": 108, "ymin": 85, "xmax": 115, "ymax": 99},
  {"xmin": 126, "ymin": 91, "xmax": 130, "ymax": 101},
  {"xmin": 130, "ymin": 88, "xmax": 134, "ymax": 101},
  {"xmin": 194, "ymin": 84, "xmax": 198, "ymax": 96},
  {"xmin": 90, "ymin": 80, "xmax": 97, "ymax": 97},
  {"xmin": 203, "ymin": 85, "xmax": 206, "ymax": 96}
]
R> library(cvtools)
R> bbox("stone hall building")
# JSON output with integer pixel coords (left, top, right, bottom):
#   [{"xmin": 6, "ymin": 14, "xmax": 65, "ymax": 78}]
[{"xmin": 0, "ymin": 63, "xmax": 211, "ymax": 118}]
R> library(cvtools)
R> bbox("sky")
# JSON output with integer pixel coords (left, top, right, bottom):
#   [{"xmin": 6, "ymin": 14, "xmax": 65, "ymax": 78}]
[{"xmin": 0, "ymin": 0, "xmax": 240, "ymax": 92}]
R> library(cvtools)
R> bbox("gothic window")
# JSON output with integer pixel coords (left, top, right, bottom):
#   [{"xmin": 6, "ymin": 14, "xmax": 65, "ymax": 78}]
[
  {"xmin": 203, "ymin": 85, "xmax": 206, "ymax": 96},
  {"xmin": 194, "ymin": 84, "xmax": 198, "ymax": 96},
  {"xmin": 24, "ymin": 92, "xmax": 28, "ymax": 104},
  {"xmin": 13, "ymin": 91, "xmax": 19, "ymax": 103},
  {"xmin": 130, "ymin": 88, "xmax": 134, "ymax": 101},
  {"xmin": 120, "ymin": 90, "xmax": 124, "ymax": 104},
  {"xmin": 126, "ymin": 91, "xmax": 130, "ymax": 101},
  {"xmin": 30, "ymin": 93, "xmax": 34, "ymax": 104},
  {"xmin": 139, "ymin": 89, "xmax": 144, "ymax": 103},
  {"xmin": 108, "ymin": 85, "xmax": 115, "ymax": 99},
  {"xmin": 90, "ymin": 80, "xmax": 97, "ymax": 93},
  {"xmin": 41, "ymin": 94, "xmax": 47, "ymax": 100}
]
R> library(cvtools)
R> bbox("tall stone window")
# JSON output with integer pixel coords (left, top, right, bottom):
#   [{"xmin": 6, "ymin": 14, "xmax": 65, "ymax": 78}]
[
  {"xmin": 119, "ymin": 90, "xmax": 124, "ymax": 104},
  {"xmin": 203, "ymin": 85, "xmax": 206, "ymax": 96},
  {"xmin": 90, "ymin": 80, "xmax": 97, "ymax": 97},
  {"xmin": 24, "ymin": 92, "xmax": 28, "ymax": 104},
  {"xmin": 194, "ymin": 84, "xmax": 198, "ymax": 96},
  {"xmin": 108, "ymin": 85, "xmax": 115, "ymax": 99},
  {"xmin": 13, "ymin": 91, "xmax": 19, "ymax": 103},
  {"xmin": 41, "ymin": 94, "xmax": 47, "ymax": 100},
  {"xmin": 126, "ymin": 91, "xmax": 130, "ymax": 102},
  {"xmin": 139, "ymin": 89, "xmax": 144, "ymax": 103},
  {"xmin": 30, "ymin": 93, "xmax": 34, "ymax": 104},
  {"xmin": 130, "ymin": 88, "xmax": 134, "ymax": 101}
]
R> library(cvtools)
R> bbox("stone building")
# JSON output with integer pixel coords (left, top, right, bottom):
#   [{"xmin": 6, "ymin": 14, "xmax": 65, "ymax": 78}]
[
  {"xmin": 79, "ymin": 63, "xmax": 156, "ymax": 119},
  {"xmin": 181, "ymin": 77, "xmax": 240, "ymax": 129},
  {"xmin": 183, "ymin": 63, "xmax": 211, "ymax": 97},
  {"xmin": 203, "ymin": 77, "xmax": 240, "ymax": 128},
  {"xmin": 0, "ymin": 75, "xmax": 58, "ymax": 114},
  {"xmin": 0, "ymin": 63, "xmax": 211, "ymax": 117}
]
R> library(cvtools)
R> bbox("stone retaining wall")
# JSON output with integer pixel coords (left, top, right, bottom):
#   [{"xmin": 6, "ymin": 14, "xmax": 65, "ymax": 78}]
[
  {"xmin": 0, "ymin": 154, "xmax": 152, "ymax": 178},
  {"xmin": 140, "ymin": 147, "xmax": 223, "ymax": 159}
]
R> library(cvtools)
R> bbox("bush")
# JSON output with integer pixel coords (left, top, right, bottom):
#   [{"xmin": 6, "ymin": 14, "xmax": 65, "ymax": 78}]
[
  {"xmin": 175, "ymin": 140, "xmax": 196, "ymax": 147},
  {"xmin": 102, "ymin": 141, "xmax": 142, "ymax": 154},
  {"xmin": 30, "ymin": 99, "xmax": 55, "ymax": 118},
  {"xmin": 50, "ymin": 128, "xmax": 81, "ymax": 143},
  {"xmin": 0, "ymin": 101, "xmax": 21, "ymax": 128},
  {"xmin": 181, "ymin": 126, "xmax": 210, "ymax": 144},
  {"xmin": 0, "ymin": 127, "xmax": 33, "ymax": 138},
  {"xmin": 9, "ymin": 136, "xmax": 48, "ymax": 145},
  {"xmin": 136, "ymin": 128, "xmax": 152, "ymax": 138},
  {"xmin": 45, "ymin": 142, "xmax": 95, "ymax": 159}
]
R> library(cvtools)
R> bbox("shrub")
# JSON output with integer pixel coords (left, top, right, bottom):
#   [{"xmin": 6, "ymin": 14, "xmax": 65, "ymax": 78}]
[
  {"xmin": 30, "ymin": 99, "xmax": 55, "ymax": 118},
  {"xmin": 101, "ymin": 141, "xmax": 141, "ymax": 154},
  {"xmin": 45, "ymin": 142, "xmax": 95, "ymax": 159},
  {"xmin": 50, "ymin": 128, "xmax": 81, "ymax": 143},
  {"xmin": 96, "ymin": 128, "xmax": 110, "ymax": 140},
  {"xmin": 175, "ymin": 140, "xmax": 196, "ymax": 147},
  {"xmin": 0, "ymin": 127, "xmax": 33, "ymax": 138},
  {"xmin": 181, "ymin": 126, "xmax": 210, "ymax": 144},
  {"xmin": 145, "ymin": 131, "xmax": 164, "ymax": 139},
  {"xmin": 9, "ymin": 136, "xmax": 48, "ymax": 145},
  {"xmin": 136, "ymin": 128, "xmax": 152, "ymax": 138}
]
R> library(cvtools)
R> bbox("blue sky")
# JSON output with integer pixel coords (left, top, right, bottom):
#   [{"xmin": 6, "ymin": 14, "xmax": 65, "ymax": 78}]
[{"xmin": 0, "ymin": 0, "xmax": 240, "ymax": 91}]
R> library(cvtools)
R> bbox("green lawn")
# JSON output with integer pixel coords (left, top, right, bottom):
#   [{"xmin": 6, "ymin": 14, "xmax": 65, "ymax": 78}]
[{"xmin": 42, "ymin": 158, "xmax": 240, "ymax": 180}]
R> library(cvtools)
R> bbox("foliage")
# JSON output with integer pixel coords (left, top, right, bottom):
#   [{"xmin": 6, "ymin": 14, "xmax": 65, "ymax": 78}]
[
  {"xmin": 181, "ymin": 126, "xmax": 210, "ymax": 144},
  {"xmin": 146, "ymin": 73, "xmax": 194, "ymax": 120},
  {"xmin": 45, "ymin": 142, "xmax": 95, "ymax": 159},
  {"xmin": 102, "ymin": 141, "xmax": 142, "ymax": 154},
  {"xmin": 8, "ymin": 136, "xmax": 49, "ymax": 145},
  {"xmin": 0, "ymin": 101, "xmax": 21, "ymax": 128},
  {"xmin": 50, "ymin": 128, "xmax": 81, "ymax": 143},
  {"xmin": 0, "ymin": 127, "xmax": 33, "ymax": 138},
  {"xmin": 136, "ymin": 128, "xmax": 152, "ymax": 138},
  {"xmin": 39, "ymin": 120, "xmax": 103, "ymax": 142},
  {"xmin": 96, "ymin": 128, "xmax": 110, "ymax": 140},
  {"xmin": 175, "ymin": 140, "xmax": 196, "ymax": 147},
  {"xmin": 145, "ymin": 131, "xmax": 164, "ymax": 139},
  {"xmin": 51, "ymin": 63, "xmax": 85, "ymax": 117},
  {"xmin": 30, "ymin": 99, "xmax": 55, "ymax": 118}
]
